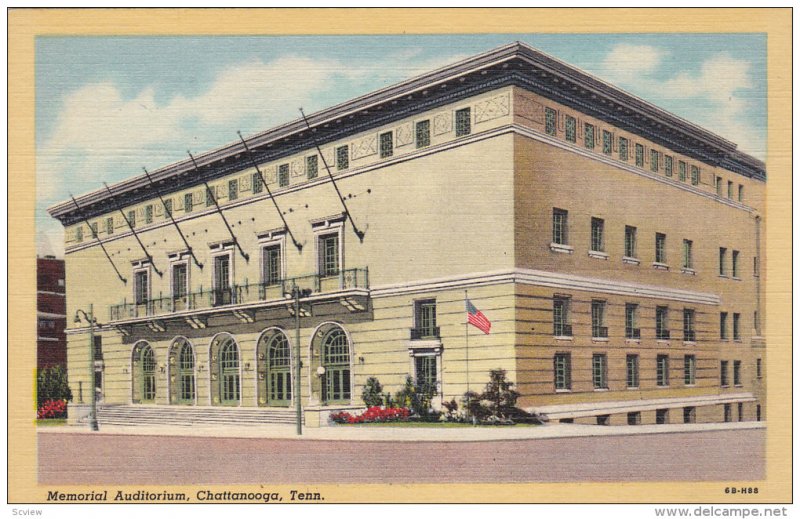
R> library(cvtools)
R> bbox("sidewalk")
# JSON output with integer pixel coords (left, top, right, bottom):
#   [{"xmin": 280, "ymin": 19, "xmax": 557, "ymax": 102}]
[{"xmin": 38, "ymin": 420, "xmax": 765, "ymax": 442}]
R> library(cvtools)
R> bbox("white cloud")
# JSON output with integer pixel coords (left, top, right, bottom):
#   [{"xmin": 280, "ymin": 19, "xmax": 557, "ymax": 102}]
[{"xmin": 601, "ymin": 44, "xmax": 666, "ymax": 82}]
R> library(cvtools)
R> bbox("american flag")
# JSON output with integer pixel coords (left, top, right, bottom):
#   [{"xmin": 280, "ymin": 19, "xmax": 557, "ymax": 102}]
[{"xmin": 466, "ymin": 299, "xmax": 491, "ymax": 334}]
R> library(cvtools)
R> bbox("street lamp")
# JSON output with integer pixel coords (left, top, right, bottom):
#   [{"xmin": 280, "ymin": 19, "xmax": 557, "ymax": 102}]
[
  {"xmin": 74, "ymin": 304, "xmax": 99, "ymax": 431},
  {"xmin": 288, "ymin": 284, "xmax": 312, "ymax": 436}
]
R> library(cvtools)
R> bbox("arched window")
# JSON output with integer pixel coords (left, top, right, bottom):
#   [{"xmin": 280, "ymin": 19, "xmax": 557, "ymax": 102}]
[
  {"xmin": 178, "ymin": 340, "xmax": 195, "ymax": 403},
  {"xmin": 322, "ymin": 328, "xmax": 350, "ymax": 403},
  {"xmin": 219, "ymin": 337, "xmax": 240, "ymax": 405},
  {"xmin": 132, "ymin": 341, "xmax": 156, "ymax": 404},
  {"xmin": 267, "ymin": 332, "xmax": 291, "ymax": 405}
]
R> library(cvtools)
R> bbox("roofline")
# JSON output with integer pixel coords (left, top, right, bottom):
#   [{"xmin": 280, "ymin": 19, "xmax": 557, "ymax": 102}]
[{"xmin": 48, "ymin": 41, "xmax": 765, "ymax": 220}]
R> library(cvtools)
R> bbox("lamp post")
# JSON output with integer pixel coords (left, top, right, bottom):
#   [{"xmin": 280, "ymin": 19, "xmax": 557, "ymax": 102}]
[
  {"xmin": 287, "ymin": 285, "xmax": 313, "ymax": 435},
  {"xmin": 74, "ymin": 305, "xmax": 99, "ymax": 431}
]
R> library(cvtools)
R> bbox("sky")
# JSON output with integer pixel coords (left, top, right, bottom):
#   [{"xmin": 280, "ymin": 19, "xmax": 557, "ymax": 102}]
[{"xmin": 35, "ymin": 33, "xmax": 767, "ymax": 257}]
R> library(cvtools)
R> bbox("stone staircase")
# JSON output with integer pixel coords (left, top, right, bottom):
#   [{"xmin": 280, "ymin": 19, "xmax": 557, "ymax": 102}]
[{"xmin": 96, "ymin": 404, "xmax": 299, "ymax": 427}]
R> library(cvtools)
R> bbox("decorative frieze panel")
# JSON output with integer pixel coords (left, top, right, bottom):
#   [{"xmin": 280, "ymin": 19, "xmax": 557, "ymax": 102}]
[
  {"xmin": 174, "ymin": 195, "xmax": 184, "ymax": 211},
  {"xmin": 290, "ymin": 159, "xmax": 304, "ymax": 177},
  {"xmin": 216, "ymin": 185, "xmax": 227, "ymax": 199},
  {"xmin": 351, "ymin": 134, "xmax": 377, "ymax": 160},
  {"xmin": 395, "ymin": 122, "xmax": 414, "ymax": 147},
  {"xmin": 516, "ymin": 95, "xmax": 544, "ymax": 124},
  {"xmin": 193, "ymin": 190, "xmax": 203, "ymax": 204},
  {"xmin": 264, "ymin": 165, "xmax": 277, "ymax": 184},
  {"xmin": 154, "ymin": 203, "xmax": 163, "ymax": 217},
  {"xmin": 321, "ymin": 147, "xmax": 335, "ymax": 168},
  {"xmin": 433, "ymin": 112, "xmax": 452, "ymax": 135},
  {"xmin": 475, "ymin": 93, "xmax": 510, "ymax": 124},
  {"xmin": 239, "ymin": 174, "xmax": 252, "ymax": 192}
]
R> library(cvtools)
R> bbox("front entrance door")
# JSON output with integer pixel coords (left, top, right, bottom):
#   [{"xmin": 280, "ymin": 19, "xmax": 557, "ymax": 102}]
[
  {"xmin": 267, "ymin": 333, "xmax": 291, "ymax": 407},
  {"xmin": 140, "ymin": 345, "xmax": 156, "ymax": 403},
  {"xmin": 219, "ymin": 340, "xmax": 240, "ymax": 405}
]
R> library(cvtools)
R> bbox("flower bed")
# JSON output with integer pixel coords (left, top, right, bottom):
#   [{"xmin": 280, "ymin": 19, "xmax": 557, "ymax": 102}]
[
  {"xmin": 37, "ymin": 399, "xmax": 68, "ymax": 420},
  {"xmin": 330, "ymin": 406, "xmax": 410, "ymax": 424}
]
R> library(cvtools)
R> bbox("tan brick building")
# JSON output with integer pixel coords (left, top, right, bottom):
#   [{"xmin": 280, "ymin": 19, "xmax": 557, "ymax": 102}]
[{"xmin": 48, "ymin": 43, "xmax": 765, "ymax": 426}]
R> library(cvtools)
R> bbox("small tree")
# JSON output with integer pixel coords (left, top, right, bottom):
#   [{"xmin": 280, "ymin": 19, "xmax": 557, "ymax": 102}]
[
  {"xmin": 37, "ymin": 366, "xmax": 73, "ymax": 406},
  {"xmin": 361, "ymin": 377, "xmax": 385, "ymax": 407},
  {"xmin": 480, "ymin": 369, "xmax": 520, "ymax": 419},
  {"xmin": 395, "ymin": 375, "xmax": 438, "ymax": 420}
]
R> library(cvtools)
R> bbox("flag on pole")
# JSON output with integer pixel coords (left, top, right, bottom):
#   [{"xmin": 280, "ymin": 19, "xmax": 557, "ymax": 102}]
[{"xmin": 466, "ymin": 299, "xmax": 491, "ymax": 334}]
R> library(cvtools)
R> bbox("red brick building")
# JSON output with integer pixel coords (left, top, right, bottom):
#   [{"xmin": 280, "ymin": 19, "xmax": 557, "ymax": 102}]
[{"xmin": 37, "ymin": 256, "xmax": 67, "ymax": 369}]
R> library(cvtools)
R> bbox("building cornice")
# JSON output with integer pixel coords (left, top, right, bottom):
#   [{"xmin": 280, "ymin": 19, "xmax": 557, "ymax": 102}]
[{"xmin": 48, "ymin": 42, "xmax": 765, "ymax": 225}]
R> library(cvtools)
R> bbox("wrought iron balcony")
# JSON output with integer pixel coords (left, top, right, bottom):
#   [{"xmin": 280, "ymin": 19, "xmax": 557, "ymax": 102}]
[
  {"xmin": 410, "ymin": 326, "xmax": 440, "ymax": 341},
  {"xmin": 109, "ymin": 268, "xmax": 368, "ymax": 323}
]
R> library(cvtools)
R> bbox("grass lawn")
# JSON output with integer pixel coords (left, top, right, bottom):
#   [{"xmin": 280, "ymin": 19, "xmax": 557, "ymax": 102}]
[{"xmin": 36, "ymin": 418, "xmax": 67, "ymax": 426}]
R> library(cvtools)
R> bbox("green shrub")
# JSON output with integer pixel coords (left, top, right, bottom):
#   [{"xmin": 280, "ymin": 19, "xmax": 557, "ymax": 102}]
[
  {"xmin": 37, "ymin": 366, "xmax": 73, "ymax": 407},
  {"xmin": 395, "ymin": 376, "xmax": 439, "ymax": 421},
  {"xmin": 361, "ymin": 377, "xmax": 385, "ymax": 407}
]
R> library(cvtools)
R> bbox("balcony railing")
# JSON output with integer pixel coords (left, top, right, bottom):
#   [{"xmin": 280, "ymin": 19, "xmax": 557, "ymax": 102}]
[
  {"xmin": 109, "ymin": 268, "xmax": 368, "ymax": 322},
  {"xmin": 410, "ymin": 326, "xmax": 440, "ymax": 340}
]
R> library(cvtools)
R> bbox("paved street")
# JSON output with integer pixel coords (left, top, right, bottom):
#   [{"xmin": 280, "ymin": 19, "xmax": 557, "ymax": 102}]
[{"xmin": 38, "ymin": 427, "xmax": 764, "ymax": 484}]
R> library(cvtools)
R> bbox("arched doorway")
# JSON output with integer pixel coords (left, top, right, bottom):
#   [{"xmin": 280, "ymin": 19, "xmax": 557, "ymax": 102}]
[
  {"xmin": 209, "ymin": 334, "xmax": 240, "ymax": 406},
  {"xmin": 256, "ymin": 329, "xmax": 292, "ymax": 407},
  {"xmin": 168, "ymin": 338, "xmax": 195, "ymax": 405},
  {"xmin": 310, "ymin": 323, "xmax": 352, "ymax": 405},
  {"xmin": 132, "ymin": 341, "xmax": 156, "ymax": 404}
]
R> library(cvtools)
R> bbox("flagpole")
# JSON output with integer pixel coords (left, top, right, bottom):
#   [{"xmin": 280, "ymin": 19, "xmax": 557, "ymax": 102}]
[{"xmin": 465, "ymin": 290, "xmax": 470, "ymax": 417}]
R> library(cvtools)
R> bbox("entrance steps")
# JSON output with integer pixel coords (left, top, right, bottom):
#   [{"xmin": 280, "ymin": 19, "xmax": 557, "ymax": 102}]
[{"xmin": 96, "ymin": 404, "xmax": 299, "ymax": 427}]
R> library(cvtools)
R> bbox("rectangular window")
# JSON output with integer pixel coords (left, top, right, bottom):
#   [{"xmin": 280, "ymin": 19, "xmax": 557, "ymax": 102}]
[
  {"xmin": 733, "ymin": 360, "xmax": 742, "ymax": 386},
  {"xmin": 656, "ymin": 306, "xmax": 670, "ymax": 340},
  {"xmin": 655, "ymin": 233, "xmax": 667, "ymax": 264},
  {"xmin": 134, "ymin": 270, "xmax": 149, "ymax": 305},
  {"xmin": 683, "ymin": 407, "xmax": 696, "ymax": 424},
  {"xmin": 416, "ymin": 120, "xmax": 431, "ymax": 148},
  {"xmin": 553, "ymin": 296, "xmax": 571, "ymax": 337},
  {"xmin": 336, "ymin": 145, "xmax": 349, "ymax": 170},
  {"xmin": 318, "ymin": 233, "xmax": 340, "ymax": 277},
  {"xmin": 683, "ymin": 309, "xmax": 696, "ymax": 342},
  {"xmin": 206, "ymin": 188, "xmax": 215, "ymax": 207},
  {"xmin": 738, "ymin": 403, "xmax": 744, "ymax": 422},
  {"xmin": 679, "ymin": 160, "xmax": 687, "ymax": 181},
  {"xmin": 228, "ymin": 179, "xmax": 239, "ymax": 201},
  {"xmin": 719, "ymin": 247, "xmax": 727, "ymax": 276},
  {"xmin": 733, "ymin": 313, "xmax": 741, "ymax": 340},
  {"xmin": 650, "ymin": 149, "xmax": 659, "ymax": 172},
  {"xmin": 171, "ymin": 263, "xmax": 188, "ymax": 310},
  {"xmin": 720, "ymin": 360, "xmax": 729, "ymax": 387},
  {"xmin": 691, "ymin": 165, "xmax": 700, "ymax": 185},
  {"xmin": 127, "ymin": 210, "xmax": 137, "ymax": 229},
  {"xmin": 592, "ymin": 354, "xmax": 608, "ymax": 390},
  {"xmin": 278, "ymin": 164, "xmax": 290, "ymax": 187},
  {"xmin": 584, "ymin": 123, "xmax": 595, "ymax": 149},
  {"xmin": 554, "ymin": 353, "xmax": 571, "ymax": 391},
  {"xmin": 163, "ymin": 199, "xmax": 172, "ymax": 218},
  {"xmin": 379, "ymin": 131, "xmax": 393, "ymax": 158},
  {"xmin": 415, "ymin": 356, "xmax": 438, "ymax": 389},
  {"xmin": 756, "ymin": 358, "xmax": 762, "ymax": 378},
  {"xmin": 414, "ymin": 299, "xmax": 438, "ymax": 339},
  {"xmin": 626, "ymin": 354, "xmax": 639, "ymax": 388},
  {"xmin": 565, "ymin": 116, "xmax": 576, "ymax": 143},
  {"xmin": 552, "ymin": 208, "xmax": 568, "ymax": 245},
  {"xmin": 724, "ymin": 403, "xmax": 732, "ymax": 423},
  {"xmin": 625, "ymin": 303, "xmax": 640, "ymax": 339},
  {"xmin": 213, "ymin": 254, "xmax": 231, "ymax": 307},
  {"xmin": 656, "ymin": 409, "xmax": 669, "ymax": 424},
  {"xmin": 738, "ymin": 184, "xmax": 744, "ymax": 202},
  {"xmin": 75, "ymin": 226, "xmax": 83, "ymax": 243},
  {"xmin": 624, "ymin": 225, "xmax": 637, "ymax": 258},
  {"xmin": 306, "ymin": 155, "xmax": 319, "ymax": 180},
  {"xmin": 684, "ymin": 355, "xmax": 696, "ymax": 385},
  {"xmin": 635, "ymin": 143, "xmax": 644, "ymax": 167},
  {"xmin": 455, "ymin": 108, "xmax": 471, "ymax": 137},
  {"xmin": 602, "ymin": 130, "xmax": 612, "ymax": 155},
  {"xmin": 90, "ymin": 222, "xmax": 98, "ymax": 239},
  {"xmin": 545, "ymin": 108, "xmax": 556, "ymax": 136},
  {"xmin": 715, "ymin": 176, "xmax": 723, "ymax": 196},
  {"xmin": 720, "ymin": 312, "xmax": 728, "ymax": 340},
  {"xmin": 145, "ymin": 205, "xmax": 153, "ymax": 224},
  {"xmin": 627, "ymin": 412, "xmax": 641, "ymax": 426},
  {"xmin": 727, "ymin": 180, "xmax": 734, "ymax": 199},
  {"xmin": 664, "ymin": 155, "xmax": 673, "ymax": 177},
  {"xmin": 184, "ymin": 193, "xmax": 193, "ymax": 213},
  {"xmin": 682, "ymin": 239, "xmax": 693, "ymax": 269},
  {"xmin": 262, "ymin": 245, "xmax": 281, "ymax": 286},
  {"xmin": 252, "ymin": 172, "xmax": 263, "ymax": 194},
  {"xmin": 591, "ymin": 300, "xmax": 607, "ymax": 338},
  {"xmin": 591, "ymin": 217, "xmax": 604, "ymax": 252},
  {"xmin": 732, "ymin": 250, "xmax": 740, "ymax": 277},
  {"xmin": 619, "ymin": 137, "xmax": 629, "ymax": 161},
  {"xmin": 106, "ymin": 217, "xmax": 114, "ymax": 235},
  {"xmin": 657, "ymin": 355, "xmax": 670, "ymax": 386}
]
